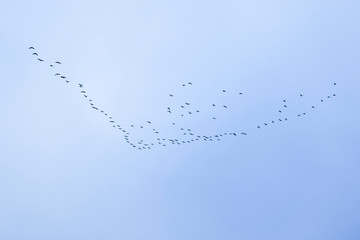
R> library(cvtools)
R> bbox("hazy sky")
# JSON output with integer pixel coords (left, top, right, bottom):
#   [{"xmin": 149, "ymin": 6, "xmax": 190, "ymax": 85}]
[{"xmin": 1, "ymin": 0, "xmax": 360, "ymax": 239}]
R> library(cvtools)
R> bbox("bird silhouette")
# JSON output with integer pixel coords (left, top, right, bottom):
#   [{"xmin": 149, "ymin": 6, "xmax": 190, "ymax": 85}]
[
  {"xmin": 29, "ymin": 47, "xmax": 35, "ymax": 50},
  {"xmin": 79, "ymin": 84, "xmax": 83, "ymax": 88},
  {"xmin": 37, "ymin": 58, "xmax": 44, "ymax": 62},
  {"xmin": 55, "ymin": 73, "xmax": 60, "ymax": 76},
  {"xmin": 55, "ymin": 61, "xmax": 61, "ymax": 64},
  {"xmin": 32, "ymin": 53, "xmax": 38, "ymax": 56}
]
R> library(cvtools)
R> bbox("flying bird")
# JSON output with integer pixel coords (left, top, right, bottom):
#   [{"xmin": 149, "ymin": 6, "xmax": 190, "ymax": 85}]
[
  {"xmin": 29, "ymin": 47, "xmax": 35, "ymax": 50},
  {"xmin": 79, "ymin": 84, "xmax": 83, "ymax": 88},
  {"xmin": 37, "ymin": 58, "xmax": 44, "ymax": 62},
  {"xmin": 55, "ymin": 73, "xmax": 60, "ymax": 76},
  {"xmin": 32, "ymin": 53, "xmax": 38, "ymax": 56},
  {"xmin": 55, "ymin": 61, "xmax": 61, "ymax": 64}
]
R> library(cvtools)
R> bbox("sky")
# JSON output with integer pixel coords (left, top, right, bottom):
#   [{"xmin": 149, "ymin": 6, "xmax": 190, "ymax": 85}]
[{"xmin": 1, "ymin": 0, "xmax": 360, "ymax": 239}]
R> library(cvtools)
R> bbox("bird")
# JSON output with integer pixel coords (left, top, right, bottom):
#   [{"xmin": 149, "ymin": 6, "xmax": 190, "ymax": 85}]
[
  {"xmin": 188, "ymin": 82, "xmax": 192, "ymax": 85},
  {"xmin": 32, "ymin": 53, "xmax": 38, "ymax": 56},
  {"xmin": 212, "ymin": 104, "xmax": 215, "ymax": 107},
  {"xmin": 257, "ymin": 126, "xmax": 260, "ymax": 129},
  {"xmin": 79, "ymin": 84, "xmax": 83, "ymax": 88},
  {"xmin": 321, "ymin": 99, "xmax": 324, "ymax": 102},
  {"xmin": 223, "ymin": 105, "xmax": 227, "ymax": 108},
  {"xmin": 84, "ymin": 95, "xmax": 88, "ymax": 98},
  {"xmin": 279, "ymin": 110, "xmax": 282, "ymax": 113},
  {"xmin": 50, "ymin": 65, "xmax": 53, "ymax": 67},
  {"xmin": 147, "ymin": 121, "xmax": 152, "ymax": 124},
  {"xmin": 37, "ymin": 58, "xmax": 44, "ymax": 62},
  {"xmin": 185, "ymin": 102, "xmax": 190, "ymax": 105},
  {"xmin": 283, "ymin": 100, "xmax": 286, "ymax": 102},
  {"xmin": 65, "ymin": 80, "xmax": 69, "ymax": 83},
  {"xmin": 81, "ymin": 91, "xmax": 86, "ymax": 93},
  {"xmin": 239, "ymin": 92, "xmax": 243, "ymax": 95},
  {"xmin": 55, "ymin": 73, "xmax": 60, "ymax": 76},
  {"xmin": 29, "ymin": 47, "xmax": 35, "ymax": 50},
  {"xmin": 212, "ymin": 117, "xmax": 216, "ymax": 120},
  {"xmin": 60, "ymin": 76, "xmax": 66, "ymax": 79},
  {"xmin": 188, "ymin": 111, "xmax": 192, "ymax": 114},
  {"xmin": 181, "ymin": 105, "xmax": 184, "ymax": 108},
  {"xmin": 312, "ymin": 106, "xmax": 315, "ymax": 108},
  {"xmin": 334, "ymin": 83, "xmax": 337, "ymax": 85},
  {"xmin": 333, "ymin": 94, "xmax": 336, "ymax": 96},
  {"xmin": 55, "ymin": 61, "xmax": 61, "ymax": 64},
  {"xmin": 300, "ymin": 94, "xmax": 303, "ymax": 97},
  {"xmin": 284, "ymin": 105, "xmax": 287, "ymax": 108},
  {"xmin": 182, "ymin": 84, "xmax": 186, "ymax": 86},
  {"xmin": 169, "ymin": 94, "xmax": 173, "ymax": 97},
  {"xmin": 222, "ymin": 90, "xmax": 226, "ymax": 92}
]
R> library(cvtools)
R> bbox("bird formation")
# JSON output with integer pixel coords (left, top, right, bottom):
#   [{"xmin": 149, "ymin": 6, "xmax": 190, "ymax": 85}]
[{"xmin": 28, "ymin": 46, "xmax": 338, "ymax": 150}]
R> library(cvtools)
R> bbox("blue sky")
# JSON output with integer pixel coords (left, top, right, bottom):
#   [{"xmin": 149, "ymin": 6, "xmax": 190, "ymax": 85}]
[{"xmin": 1, "ymin": 0, "xmax": 360, "ymax": 239}]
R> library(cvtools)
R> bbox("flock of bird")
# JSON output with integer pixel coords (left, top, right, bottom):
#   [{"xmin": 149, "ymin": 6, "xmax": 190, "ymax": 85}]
[{"xmin": 28, "ymin": 47, "xmax": 337, "ymax": 150}]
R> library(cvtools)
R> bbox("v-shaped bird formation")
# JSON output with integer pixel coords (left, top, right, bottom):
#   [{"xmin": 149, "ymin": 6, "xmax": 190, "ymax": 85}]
[{"xmin": 28, "ymin": 47, "xmax": 338, "ymax": 150}]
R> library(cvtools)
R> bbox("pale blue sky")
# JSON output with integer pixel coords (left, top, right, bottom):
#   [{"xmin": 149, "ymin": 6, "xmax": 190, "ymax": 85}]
[{"xmin": 1, "ymin": 0, "xmax": 360, "ymax": 239}]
